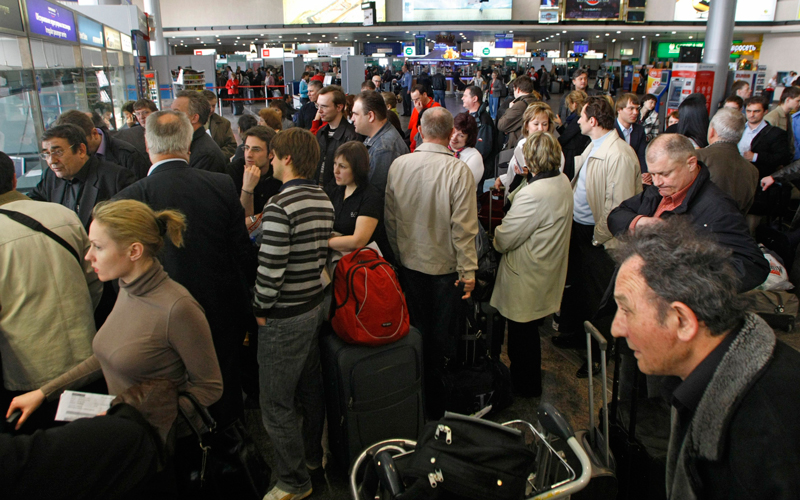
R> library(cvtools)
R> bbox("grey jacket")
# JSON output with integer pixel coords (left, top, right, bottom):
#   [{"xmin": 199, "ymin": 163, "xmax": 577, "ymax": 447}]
[{"xmin": 363, "ymin": 121, "xmax": 409, "ymax": 195}]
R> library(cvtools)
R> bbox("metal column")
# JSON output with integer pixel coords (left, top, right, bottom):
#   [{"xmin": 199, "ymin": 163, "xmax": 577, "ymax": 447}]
[
  {"xmin": 144, "ymin": 0, "xmax": 168, "ymax": 56},
  {"xmin": 703, "ymin": 0, "xmax": 738, "ymax": 112},
  {"xmin": 639, "ymin": 37, "xmax": 649, "ymax": 66}
]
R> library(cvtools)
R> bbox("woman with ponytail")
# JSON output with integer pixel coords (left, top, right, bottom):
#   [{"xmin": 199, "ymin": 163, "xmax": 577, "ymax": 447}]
[{"xmin": 6, "ymin": 200, "xmax": 223, "ymax": 429}]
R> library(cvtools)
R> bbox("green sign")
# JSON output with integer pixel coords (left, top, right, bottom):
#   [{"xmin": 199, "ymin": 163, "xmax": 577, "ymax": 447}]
[
  {"xmin": 482, "ymin": 47, "xmax": 491, "ymax": 56},
  {"xmin": 656, "ymin": 40, "xmax": 743, "ymax": 60},
  {"xmin": 227, "ymin": 54, "xmax": 247, "ymax": 62},
  {"xmin": 404, "ymin": 46, "xmax": 414, "ymax": 56}
]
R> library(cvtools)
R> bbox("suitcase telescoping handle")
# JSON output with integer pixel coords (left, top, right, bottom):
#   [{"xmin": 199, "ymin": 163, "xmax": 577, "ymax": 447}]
[
  {"xmin": 585, "ymin": 321, "xmax": 611, "ymax": 468},
  {"xmin": 536, "ymin": 403, "xmax": 592, "ymax": 499}
]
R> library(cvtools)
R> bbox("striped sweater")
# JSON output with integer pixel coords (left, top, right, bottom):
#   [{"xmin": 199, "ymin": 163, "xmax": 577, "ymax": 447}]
[{"xmin": 253, "ymin": 180, "xmax": 334, "ymax": 317}]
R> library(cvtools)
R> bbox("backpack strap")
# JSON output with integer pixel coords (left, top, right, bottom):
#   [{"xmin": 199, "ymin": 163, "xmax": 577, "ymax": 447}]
[{"xmin": 0, "ymin": 208, "xmax": 81, "ymax": 264}]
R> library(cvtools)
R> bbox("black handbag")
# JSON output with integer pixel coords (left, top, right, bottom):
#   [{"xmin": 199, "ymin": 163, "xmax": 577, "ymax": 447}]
[
  {"xmin": 401, "ymin": 412, "xmax": 536, "ymax": 500},
  {"xmin": 175, "ymin": 392, "xmax": 270, "ymax": 500}
]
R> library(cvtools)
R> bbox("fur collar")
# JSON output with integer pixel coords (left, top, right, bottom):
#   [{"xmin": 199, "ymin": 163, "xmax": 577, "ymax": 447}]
[{"xmin": 667, "ymin": 313, "xmax": 776, "ymax": 499}]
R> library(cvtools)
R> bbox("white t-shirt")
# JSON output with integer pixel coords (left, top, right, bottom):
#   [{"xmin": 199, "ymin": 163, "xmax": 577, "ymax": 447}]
[{"xmin": 457, "ymin": 147, "xmax": 484, "ymax": 189}]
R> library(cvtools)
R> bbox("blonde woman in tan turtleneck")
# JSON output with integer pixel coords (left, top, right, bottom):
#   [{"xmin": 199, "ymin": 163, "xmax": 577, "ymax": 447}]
[{"xmin": 6, "ymin": 200, "xmax": 222, "ymax": 430}]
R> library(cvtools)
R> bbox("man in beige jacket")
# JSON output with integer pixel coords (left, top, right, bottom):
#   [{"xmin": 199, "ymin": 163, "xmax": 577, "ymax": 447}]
[
  {"xmin": 552, "ymin": 96, "xmax": 642, "ymax": 377},
  {"xmin": 385, "ymin": 107, "xmax": 478, "ymax": 399}
]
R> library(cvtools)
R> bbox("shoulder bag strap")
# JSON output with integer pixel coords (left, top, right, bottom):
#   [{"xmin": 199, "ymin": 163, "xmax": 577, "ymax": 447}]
[{"xmin": 0, "ymin": 208, "xmax": 81, "ymax": 264}]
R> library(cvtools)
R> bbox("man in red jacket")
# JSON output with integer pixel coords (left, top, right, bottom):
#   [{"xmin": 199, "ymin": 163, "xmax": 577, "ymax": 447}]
[{"xmin": 408, "ymin": 84, "xmax": 440, "ymax": 152}]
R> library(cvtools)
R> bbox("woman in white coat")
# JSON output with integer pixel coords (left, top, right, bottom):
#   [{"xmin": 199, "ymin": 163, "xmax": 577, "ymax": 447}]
[{"xmin": 489, "ymin": 132, "xmax": 573, "ymax": 397}]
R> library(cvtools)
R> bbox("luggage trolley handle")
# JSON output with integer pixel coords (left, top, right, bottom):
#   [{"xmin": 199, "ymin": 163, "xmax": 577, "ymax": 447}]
[
  {"xmin": 584, "ymin": 321, "xmax": 611, "ymax": 468},
  {"xmin": 535, "ymin": 404, "xmax": 592, "ymax": 499}
]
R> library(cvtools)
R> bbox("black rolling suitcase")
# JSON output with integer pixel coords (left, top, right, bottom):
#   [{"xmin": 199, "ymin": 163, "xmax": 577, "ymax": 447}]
[{"xmin": 320, "ymin": 326, "xmax": 425, "ymax": 472}]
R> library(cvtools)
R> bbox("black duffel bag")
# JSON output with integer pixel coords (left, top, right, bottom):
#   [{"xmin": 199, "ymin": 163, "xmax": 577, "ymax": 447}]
[{"xmin": 400, "ymin": 412, "xmax": 536, "ymax": 500}]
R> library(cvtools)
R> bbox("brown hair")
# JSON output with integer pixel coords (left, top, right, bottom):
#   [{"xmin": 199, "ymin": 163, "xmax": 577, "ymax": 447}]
[
  {"xmin": 334, "ymin": 141, "xmax": 370, "ymax": 187},
  {"xmin": 317, "ymin": 85, "xmax": 346, "ymax": 111},
  {"xmin": 523, "ymin": 132, "xmax": 562, "ymax": 175},
  {"xmin": 565, "ymin": 90, "xmax": 588, "ymax": 114},
  {"xmin": 271, "ymin": 128, "xmax": 320, "ymax": 179},
  {"xmin": 583, "ymin": 96, "xmax": 616, "ymax": 130},
  {"xmin": 56, "ymin": 110, "xmax": 95, "ymax": 137},
  {"xmin": 92, "ymin": 199, "xmax": 186, "ymax": 258},
  {"xmin": 522, "ymin": 102, "xmax": 557, "ymax": 138},
  {"xmin": 355, "ymin": 90, "xmax": 387, "ymax": 121},
  {"xmin": 242, "ymin": 125, "xmax": 277, "ymax": 150},
  {"xmin": 258, "ymin": 107, "xmax": 283, "ymax": 131},
  {"xmin": 615, "ymin": 93, "xmax": 640, "ymax": 113},
  {"xmin": 381, "ymin": 91, "xmax": 397, "ymax": 109},
  {"xmin": 452, "ymin": 112, "xmax": 478, "ymax": 148}
]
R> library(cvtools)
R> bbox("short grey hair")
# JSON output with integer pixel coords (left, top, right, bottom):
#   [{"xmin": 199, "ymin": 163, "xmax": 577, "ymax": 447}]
[
  {"xmin": 709, "ymin": 107, "xmax": 746, "ymax": 143},
  {"xmin": 175, "ymin": 90, "xmax": 211, "ymax": 125},
  {"xmin": 611, "ymin": 217, "xmax": 750, "ymax": 335},
  {"xmin": 145, "ymin": 110, "xmax": 193, "ymax": 155},
  {"xmin": 420, "ymin": 107, "xmax": 453, "ymax": 141},
  {"xmin": 645, "ymin": 133, "xmax": 696, "ymax": 166}
]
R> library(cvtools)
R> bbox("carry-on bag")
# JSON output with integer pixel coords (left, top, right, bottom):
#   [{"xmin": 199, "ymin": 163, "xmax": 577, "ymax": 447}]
[
  {"xmin": 747, "ymin": 289, "xmax": 799, "ymax": 332},
  {"xmin": 321, "ymin": 326, "xmax": 425, "ymax": 472},
  {"xmin": 331, "ymin": 247, "xmax": 410, "ymax": 346}
]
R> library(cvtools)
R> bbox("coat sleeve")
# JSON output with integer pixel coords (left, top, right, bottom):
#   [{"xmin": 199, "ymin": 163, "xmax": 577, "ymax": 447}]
[
  {"xmin": 706, "ymin": 209, "xmax": 769, "ymax": 292},
  {"xmin": 384, "ymin": 165, "xmax": 400, "ymax": 259},
  {"xmin": 557, "ymin": 119, "xmax": 582, "ymax": 147},
  {"xmin": 29, "ymin": 169, "xmax": 50, "ymax": 201},
  {"xmin": 497, "ymin": 100, "xmax": 524, "ymax": 135},
  {"xmin": 770, "ymin": 158, "xmax": 800, "ymax": 183},
  {"xmin": 218, "ymin": 120, "xmax": 238, "ymax": 159},
  {"xmin": 493, "ymin": 186, "xmax": 542, "ymax": 253},
  {"xmin": 449, "ymin": 170, "xmax": 479, "ymax": 281},
  {"xmin": 594, "ymin": 155, "xmax": 642, "ymax": 246},
  {"xmin": 754, "ymin": 128, "xmax": 791, "ymax": 174},
  {"xmin": 607, "ymin": 190, "xmax": 648, "ymax": 236}
]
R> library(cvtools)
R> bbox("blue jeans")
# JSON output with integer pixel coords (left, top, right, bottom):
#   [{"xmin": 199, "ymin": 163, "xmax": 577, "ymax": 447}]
[
  {"xmin": 258, "ymin": 303, "xmax": 325, "ymax": 493},
  {"xmin": 489, "ymin": 96, "xmax": 500, "ymax": 120},
  {"xmin": 433, "ymin": 89, "xmax": 446, "ymax": 108}
]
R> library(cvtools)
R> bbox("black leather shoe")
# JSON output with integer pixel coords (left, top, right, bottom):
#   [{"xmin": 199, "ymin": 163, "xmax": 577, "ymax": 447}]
[
  {"xmin": 576, "ymin": 361, "xmax": 601, "ymax": 379},
  {"xmin": 551, "ymin": 332, "xmax": 585, "ymax": 350}
]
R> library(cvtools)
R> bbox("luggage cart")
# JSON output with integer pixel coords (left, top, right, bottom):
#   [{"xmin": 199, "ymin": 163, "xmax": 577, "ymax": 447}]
[{"xmin": 349, "ymin": 403, "xmax": 592, "ymax": 500}]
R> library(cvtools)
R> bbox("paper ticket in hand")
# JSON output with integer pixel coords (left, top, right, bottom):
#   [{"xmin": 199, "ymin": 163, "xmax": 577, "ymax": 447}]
[{"xmin": 55, "ymin": 390, "xmax": 116, "ymax": 421}]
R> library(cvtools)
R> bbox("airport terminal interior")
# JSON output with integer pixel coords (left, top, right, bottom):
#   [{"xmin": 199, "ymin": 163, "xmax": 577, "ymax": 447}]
[{"xmin": 4, "ymin": 0, "xmax": 800, "ymax": 498}]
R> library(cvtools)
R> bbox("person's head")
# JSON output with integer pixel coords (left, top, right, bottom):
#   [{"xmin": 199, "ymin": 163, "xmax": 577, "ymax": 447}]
[
  {"xmin": 512, "ymin": 75, "xmax": 534, "ymax": 97},
  {"xmin": 352, "ymin": 91, "xmax": 388, "ymax": 137},
  {"xmin": 40, "ymin": 124, "xmax": 90, "ymax": 180},
  {"xmin": 676, "ymin": 93, "xmax": 710, "ymax": 148},
  {"xmin": 308, "ymin": 80, "xmax": 323, "ymax": 102},
  {"xmin": 491, "ymin": 70, "xmax": 498, "ymax": 80},
  {"xmin": 641, "ymin": 94, "xmax": 657, "ymax": 112},
  {"xmin": 316, "ymin": 85, "xmax": 346, "ymax": 124},
  {"xmin": 301, "ymin": 71, "xmax": 310, "ymax": 81},
  {"xmin": 450, "ymin": 112, "xmax": 478, "ymax": 150},
  {"xmin": 144, "ymin": 110, "xmax": 193, "ymax": 161},
  {"xmin": 333, "ymin": 141, "xmax": 370, "ymax": 188},
  {"xmin": 731, "ymin": 80, "xmax": 751, "ymax": 100},
  {"xmin": 258, "ymin": 107, "xmax": 283, "ymax": 131},
  {"xmin": 475, "ymin": 69, "xmax": 482, "ymax": 78},
  {"xmin": 723, "ymin": 95, "xmax": 743, "ymax": 111},
  {"xmin": 579, "ymin": 96, "xmax": 616, "ymax": 137},
  {"xmin": 242, "ymin": 125, "xmax": 277, "ymax": 173},
  {"xmin": 572, "ymin": 68, "xmax": 588, "ymax": 91},
  {"xmin": 744, "ymin": 95, "xmax": 769, "ymax": 127},
  {"xmin": 201, "ymin": 89, "xmax": 218, "ymax": 112},
  {"xmin": 566, "ymin": 90, "xmax": 588, "ymax": 114},
  {"xmin": 708, "ymin": 107, "xmax": 746, "ymax": 145},
  {"xmin": 645, "ymin": 134, "xmax": 700, "ymax": 198},
  {"xmin": 381, "ymin": 91, "xmax": 397, "ymax": 111},
  {"xmin": 133, "ymin": 99, "xmax": 158, "ymax": 129},
  {"xmin": 615, "ymin": 94, "xmax": 641, "ymax": 128},
  {"xmin": 56, "ymin": 110, "xmax": 103, "ymax": 155},
  {"xmin": 610, "ymin": 217, "xmax": 750, "ymax": 378},
  {"xmin": 522, "ymin": 102, "xmax": 556, "ymax": 137},
  {"xmin": 667, "ymin": 110, "xmax": 680, "ymax": 127},
  {"xmin": 122, "ymin": 101, "xmax": 135, "ymax": 126},
  {"xmin": 371, "ymin": 74, "xmax": 382, "ymax": 88},
  {"xmin": 462, "ymin": 85, "xmax": 483, "ymax": 112},
  {"xmin": 361, "ymin": 80, "xmax": 376, "ymax": 92},
  {"xmin": 270, "ymin": 127, "xmax": 320, "ymax": 181},
  {"xmin": 523, "ymin": 131, "xmax": 562, "ymax": 176},
  {"xmin": 779, "ymin": 85, "xmax": 800, "ymax": 113},
  {"xmin": 237, "ymin": 113, "xmax": 259, "ymax": 136},
  {"xmin": 0, "ymin": 151, "xmax": 16, "ymax": 194},
  {"xmin": 88, "ymin": 200, "xmax": 186, "ymax": 282},
  {"xmin": 420, "ymin": 107, "xmax": 454, "ymax": 146},
  {"xmin": 171, "ymin": 90, "xmax": 211, "ymax": 130},
  {"xmin": 410, "ymin": 84, "xmax": 430, "ymax": 113}
]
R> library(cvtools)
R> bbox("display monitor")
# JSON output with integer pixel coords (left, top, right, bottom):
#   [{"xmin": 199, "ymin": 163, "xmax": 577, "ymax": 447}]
[
  {"xmin": 284, "ymin": 0, "xmax": 385, "ymax": 24},
  {"xmin": 403, "ymin": 0, "xmax": 512, "ymax": 21},
  {"xmin": 495, "ymin": 34, "xmax": 513, "ymax": 49},
  {"xmin": 573, "ymin": 41, "xmax": 588, "ymax": 54}
]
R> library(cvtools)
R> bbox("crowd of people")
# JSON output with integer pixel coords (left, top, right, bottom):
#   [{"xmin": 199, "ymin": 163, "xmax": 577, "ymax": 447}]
[{"xmin": 2, "ymin": 62, "xmax": 800, "ymax": 500}]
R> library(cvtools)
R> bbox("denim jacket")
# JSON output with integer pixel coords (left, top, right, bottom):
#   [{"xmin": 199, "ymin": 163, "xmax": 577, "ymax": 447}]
[{"xmin": 363, "ymin": 121, "xmax": 410, "ymax": 194}]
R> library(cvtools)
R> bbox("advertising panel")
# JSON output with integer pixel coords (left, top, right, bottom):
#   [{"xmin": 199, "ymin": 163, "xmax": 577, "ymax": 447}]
[
  {"xmin": 674, "ymin": 0, "xmax": 776, "ymax": 22},
  {"xmin": 104, "ymin": 26, "xmax": 121, "ymax": 50},
  {"xmin": 0, "ymin": 0, "xmax": 24, "ymax": 32},
  {"xmin": 120, "ymin": 33, "xmax": 132, "ymax": 53},
  {"xmin": 26, "ymin": 0, "xmax": 76, "ymax": 42},
  {"xmin": 563, "ymin": 0, "xmax": 621, "ymax": 20},
  {"xmin": 473, "ymin": 41, "xmax": 526, "ymax": 58},
  {"xmin": 77, "ymin": 14, "xmax": 103, "ymax": 48},
  {"xmin": 656, "ymin": 41, "xmax": 758, "ymax": 60},
  {"xmin": 403, "ymin": 0, "xmax": 512, "ymax": 21},
  {"xmin": 539, "ymin": 10, "xmax": 559, "ymax": 23},
  {"xmin": 284, "ymin": 0, "xmax": 385, "ymax": 24},
  {"xmin": 262, "ymin": 47, "xmax": 286, "ymax": 58}
]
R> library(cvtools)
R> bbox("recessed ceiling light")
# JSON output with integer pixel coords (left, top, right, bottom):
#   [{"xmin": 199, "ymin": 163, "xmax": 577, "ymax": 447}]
[
  {"xmin": 595, "ymin": 35, "xmax": 600, "ymax": 38},
  {"xmin": 631, "ymin": 37, "xmax": 634, "ymax": 40},
  {"xmin": 261, "ymin": 34, "xmax": 264, "ymax": 36},
  {"xmin": 236, "ymin": 36, "xmax": 240, "ymax": 39},
  {"xmin": 616, "ymin": 31, "xmax": 621, "ymax": 34},
  {"xmin": 307, "ymin": 32, "xmax": 311, "ymax": 35},
  {"xmin": 278, "ymin": 35, "xmax": 282, "ymax": 38},
  {"xmin": 196, "ymin": 37, "xmax": 200, "ymax": 40},
  {"xmin": 655, "ymin": 33, "xmax": 660, "ymax": 36},
  {"xmin": 605, "ymin": 33, "xmax": 609, "ymax": 36},
  {"xmin": 689, "ymin": 36, "xmax": 693, "ymax": 39},
  {"xmin": 509, "ymin": 30, "xmax": 513, "ymax": 33},
  {"xmin": 334, "ymin": 36, "xmax": 338, "ymax": 39},
  {"xmin": 612, "ymin": 39, "xmax": 616, "ymax": 42},
  {"xmin": 459, "ymin": 32, "xmax": 463, "ymax": 35},
  {"xmin": 562, "ymin": 30, "xmax": 567, "ymax": 33},
  {"xmin": 405, "ymin": 31, "xmax": 409, "ymax": 33},
  {"xmin": 322, "ymin": 35, "xmax": 326, "ymax": 37},
  {"xmin": 672, "ymin": 31, "xmax": 677, "ymax": 34}
]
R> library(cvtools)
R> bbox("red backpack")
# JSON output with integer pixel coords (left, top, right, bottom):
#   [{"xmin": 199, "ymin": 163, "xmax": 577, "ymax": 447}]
[{"xmin": 330, "ymin": 247, "xmax": 410, "ymax": 346}]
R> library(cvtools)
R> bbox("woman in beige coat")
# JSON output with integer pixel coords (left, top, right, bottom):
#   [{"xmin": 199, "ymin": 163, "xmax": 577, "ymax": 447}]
[{"xmin": 489, "ymin": 132, "xmax": 573, "ymax": 397}]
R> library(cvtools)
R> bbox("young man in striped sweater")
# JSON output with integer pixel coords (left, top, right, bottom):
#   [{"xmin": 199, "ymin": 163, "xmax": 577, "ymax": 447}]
[{"xmin": 253, "ymin": 127, "xmax": 334, "ymax": 500}]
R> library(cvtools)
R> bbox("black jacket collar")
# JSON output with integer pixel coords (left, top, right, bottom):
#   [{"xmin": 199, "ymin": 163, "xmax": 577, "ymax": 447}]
[{"xmin": 651, "ymin": 161, "xmax": 711, "ymax": 216}]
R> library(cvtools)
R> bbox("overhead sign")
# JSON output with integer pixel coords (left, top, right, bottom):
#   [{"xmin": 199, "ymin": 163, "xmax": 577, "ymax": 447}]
[
  {"xmin": 495, "ymin": 34, "xmax": 513, "ymax": 49},
  {"xmin": 404, "ymin": 46, "xmax": 414, "ymax": 56},
  {"xmin": 262, "ymin": 47, "xmax": 286, "ymax": 58},
  {"xmin": 656, "ymin": 40, "xmax": 757, "ymax": 60},
  {"xmin": 563, "ymin": 0, "xmax": 622, "ymax": 20},
  {"xmin": 674, "ymin": 0, "xmax": 776, "ymax": 22},
  {"xmin": 474, "ymin": 41, "xmax": 527, "ymax": 58},
  {"xmin": 0, "ymin": 0, "xmax": 25, "ymax": 32},
  {"xmin": 194, "ymin": 48, "xmax": 216, "ymax": 55},
  {"xmin": 26, "ymin": 0, "xmax": 77, "ymax": 42},
  {"xmin": 104, "ymin": 26, "xmax": 121, "ymax": 50},
  {"xmin": 284, "ymin": 0, "xmax": 385, "ymax": 24},
  {"xmin": 318, "ymin": 46, "xmax": 354, "ymax": 57},
  {"xmin": 121, "ymin": 33, "xmax": 132, "ymax": 53},
  {"xmin": 76, "ymin": 14, "xmax": 103, "ymax": 48},
  {"xmin": 539, "ymin": 9, "xmax": 559, "ymax": 23},
  {"xmin": 403, "ymin": 0, "xmax": 511, "ymax": 21}
]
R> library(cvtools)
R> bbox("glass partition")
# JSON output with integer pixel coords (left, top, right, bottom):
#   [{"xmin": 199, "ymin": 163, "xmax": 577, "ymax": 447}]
[
  {"xmin": 106, "ymin": 49, "xmax": 128, "ymax": 130},
  {"xmin": 31, "ymin": 39, "xmax": 87, "ymax": 129},
  {"xmin": 81, "ymin": 45, "xmax": 114, "ymax": 129}
]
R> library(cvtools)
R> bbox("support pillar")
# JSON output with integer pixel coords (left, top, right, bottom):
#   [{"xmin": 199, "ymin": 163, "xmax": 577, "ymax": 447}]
[
  {"xmin": 703, "ymin": 0, "xmax": 737, "ymax": 112},
  {"xmin": 639, "ymin": 37, "xmax": 649, "ymax": 66},
  {"xmin": 144, "ymin": 0, "xmax": 167, "ymax": 56}
]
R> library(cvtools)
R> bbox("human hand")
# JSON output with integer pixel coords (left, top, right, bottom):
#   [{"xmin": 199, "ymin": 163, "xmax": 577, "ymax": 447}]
[
  {"xmin": 642, "ymin": 173, "xmax": 653, "ymax": 185},
  {"xmin": 493, "ymin": 177, "xmax": 504, "ymax": 192},
  {"xmin": 242, "ymin": 164, "xmax": 261, "ymax": 192},
  {"xmin": 635, "ymin": 216, "xmax": 662, "ymax": 230},
  {"xmin": 553, "ymin": 115, "xmax": 562, "ymax": 127},
  {"xmin": 314, "ymin": 109, "xmax": 322, "ymax": 122},
  {"xmin": 761, "ymin": 176, "xmax": 775, "ymax": 191},
  {"xmin": 743, "ymin": 150, "xmax": 755, "ymax": 161},
  {"xmin": 7, "ymin": 389, "xmax": 45, "ymax": 430},
  {"xmin": 455, "ymin": 278, "xmax": 475, "ymax": 300}
]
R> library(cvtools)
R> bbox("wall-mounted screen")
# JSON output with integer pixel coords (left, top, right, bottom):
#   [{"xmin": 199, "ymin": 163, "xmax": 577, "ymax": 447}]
[
  {"xmin": 403, "ymin": 0, "xmax": 512, "ymax": 21},
  {"xmin": 284, "ymin": 0, "xmax": 385, "ymax": 24},
  {"xmin": 573, "ymin": 41, "xmax": 588, "ymax": 54},
  {"xmin": 674, "ymin": 0, "xmax": 776, "ymax": 22},
  {"xmin": 563, "ymin": 0, "xmax": 621, "ymax": 20},
  {"xmin": 26, "ymin": 0, "xmax": 76, "ymax": 42},
  {"xmin": 495, "ymin": 34, "xmax": 513, "ymax": 49},
  {"xmin": 0, "ymin": 0, "xmax": 24, "ymax": 32},
  {"xmin": 77, "ymin": 14, "xmax": 103, "ymax": 48}
]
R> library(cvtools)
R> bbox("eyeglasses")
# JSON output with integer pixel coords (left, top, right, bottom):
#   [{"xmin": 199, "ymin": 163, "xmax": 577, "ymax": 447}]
[
  {"xmin": 134, "ymin": 110, "xmax": 151, "ymax": 119},
  {"xmin": 40, "ymin": 145, "xmax": 75, "ymax": 161},
  {"xmin": 624, "ymin": 105, "xmax": 641, "ymax": 112}
]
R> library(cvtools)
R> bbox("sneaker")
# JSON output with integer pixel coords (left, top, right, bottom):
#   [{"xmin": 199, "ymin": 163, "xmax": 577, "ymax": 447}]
[{"xmin": 262, "ymin": 485, "xmax": 312, "ymax": 500}]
